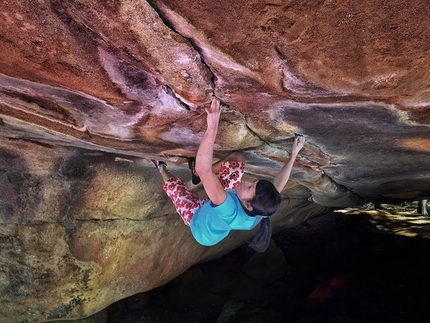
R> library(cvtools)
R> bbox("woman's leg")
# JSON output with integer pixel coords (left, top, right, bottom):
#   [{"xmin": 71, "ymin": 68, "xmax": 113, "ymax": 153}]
[
  {"xmin": 158, "ymin": 163, "xmax": 175, "ymax": 182},
  {"xmin": 190, "ymin": 151, "xmax": 245, "ymax": 183},
  {"xmin": 217, "ymin": 158, "xmax": 246, "ymax": 190},
  {"xmin": 212, "ymin": 151, "xmax": 245, "ymax": 174},
  {"xmin": 157, "ymin": 163, "xmax": 207, "ymax": 226}
]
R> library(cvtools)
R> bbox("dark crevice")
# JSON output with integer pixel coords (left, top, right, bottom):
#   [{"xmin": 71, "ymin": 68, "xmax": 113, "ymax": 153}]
[
  {"xmin": 243, "ymin": 114, "xmax": 270, "ymax": 145},
  {"xmin": 29, "ymin": 217, "xmax": 157, "ymax": 225},
  {"xmin": 242, "ymin": 113, "xmax": 318, "ymax": 160},
  {"xmin": 319, "ymin": 171, "xmax": 366, "ymax": 206},
  {"xmin": 8, "ymin": 138, "xmax": 55, "ymax": 149},
  {"xmin": 162, "ymin": 85, "xmax": 190, "ymax": 111},
  {"xmin": 74, "ymin": 218, "xmax": 148, "ymax": 222},
  {"xmin": 146, "ymin": 0, "xmax": 216, "ymax": 96}
]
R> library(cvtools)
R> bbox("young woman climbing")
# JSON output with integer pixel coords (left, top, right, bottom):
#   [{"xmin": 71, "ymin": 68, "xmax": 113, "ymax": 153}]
[{"xmin": 153, "ymin": 96, "xmax": 305, "ymax": 252}]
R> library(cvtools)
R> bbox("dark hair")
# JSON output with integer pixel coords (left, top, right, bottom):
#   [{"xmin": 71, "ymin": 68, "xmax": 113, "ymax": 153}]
[
  {"xmin": 248, "ymin": 180, "xmax": 281, "ymax": 217},
  {"xmin": 245, "ymin": 180, "xmax": 281, "ymax": 252}
]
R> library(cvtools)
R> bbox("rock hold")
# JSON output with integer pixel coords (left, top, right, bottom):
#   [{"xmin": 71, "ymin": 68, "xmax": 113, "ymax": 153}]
[{"xmin": 1, "ymin": 0, "xmax": 430, "ymax": 322}]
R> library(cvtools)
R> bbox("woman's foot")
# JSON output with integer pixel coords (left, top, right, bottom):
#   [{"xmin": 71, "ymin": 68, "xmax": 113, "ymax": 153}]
[
  {"xmin": 152, "ymin": 160, "xmax": 167, "ymax": 172},
  {"xmin": 188, "ymin": 158, "xmax": 201, "ymax": 185}
]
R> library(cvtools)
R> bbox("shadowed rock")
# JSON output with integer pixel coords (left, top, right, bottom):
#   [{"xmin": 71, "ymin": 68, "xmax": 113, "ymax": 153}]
[{"xmin": 0, "ymin": 0, "xmax": 430, "ymax": 322}]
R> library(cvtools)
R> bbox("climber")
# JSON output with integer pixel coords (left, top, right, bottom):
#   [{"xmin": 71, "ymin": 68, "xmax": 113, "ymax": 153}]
[{"xmin": 152, "ymin": 96, "xmax": 305, "ymax": 252}]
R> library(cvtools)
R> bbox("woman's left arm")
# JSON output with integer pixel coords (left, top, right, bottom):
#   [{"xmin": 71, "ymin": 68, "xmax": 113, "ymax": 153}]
[{"xmin": 273, "ymin": 135, "xmax": 305, "ymax": 192}]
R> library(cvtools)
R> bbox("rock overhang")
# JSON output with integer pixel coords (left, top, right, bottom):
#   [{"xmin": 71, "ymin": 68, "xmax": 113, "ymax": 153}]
[{"xmin": 1, "ymin": 0, "xmax": 430, "ymax": 322}]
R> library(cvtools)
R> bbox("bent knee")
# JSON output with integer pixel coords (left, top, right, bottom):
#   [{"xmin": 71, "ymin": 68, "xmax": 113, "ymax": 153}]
[{"xmin": 229, "ymin": 151, "xmax": 245, "ymax": 163}]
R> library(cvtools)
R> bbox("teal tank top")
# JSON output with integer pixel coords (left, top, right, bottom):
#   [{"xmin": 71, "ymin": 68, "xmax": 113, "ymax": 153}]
[{"xmin": 190, "ymin": 191, "xmax": 265, "ymax": 246}]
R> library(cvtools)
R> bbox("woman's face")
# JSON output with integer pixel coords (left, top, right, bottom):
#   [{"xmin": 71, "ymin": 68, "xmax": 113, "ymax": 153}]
[{"xmin": 235, "ymin": 180, "xmax": 258, "ymax": 209}]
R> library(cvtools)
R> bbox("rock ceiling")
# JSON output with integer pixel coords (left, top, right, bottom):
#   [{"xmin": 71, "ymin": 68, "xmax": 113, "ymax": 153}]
[{"xmin": 0, "ymin": 0, "xmax": 430, "ymax": 322}]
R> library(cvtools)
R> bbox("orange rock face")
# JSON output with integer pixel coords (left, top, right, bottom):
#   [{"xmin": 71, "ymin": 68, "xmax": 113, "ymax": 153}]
[{"xmin": 0, "ymin": 0, "xmax": 430, "ymax": 322}]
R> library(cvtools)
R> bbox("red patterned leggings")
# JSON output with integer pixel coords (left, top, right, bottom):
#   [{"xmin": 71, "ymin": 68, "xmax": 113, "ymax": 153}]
[{"xmin": 163, "ymin": 161, "xmax": 245, "ymax": 226}]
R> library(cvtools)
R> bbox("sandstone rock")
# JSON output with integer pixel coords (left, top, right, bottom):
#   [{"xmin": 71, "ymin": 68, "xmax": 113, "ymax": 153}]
[
  {"xmin": 1, "ymin": 0, "xmax": 430, "ymax": 322},
  {"xmin": 44, "ymin": 309, "xmax": 108, "ymax": 323}
]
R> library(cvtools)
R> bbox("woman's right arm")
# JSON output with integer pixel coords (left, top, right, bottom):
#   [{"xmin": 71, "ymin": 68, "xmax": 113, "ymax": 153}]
[{"xmin": 195, "ymin": 97, "xmax": 227, "ymax": 206}]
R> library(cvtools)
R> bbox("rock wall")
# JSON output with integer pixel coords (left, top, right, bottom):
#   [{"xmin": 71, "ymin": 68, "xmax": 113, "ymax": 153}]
[{"xmin": 1, "ymin": 0, "xmax": 430, "ymax": 322}]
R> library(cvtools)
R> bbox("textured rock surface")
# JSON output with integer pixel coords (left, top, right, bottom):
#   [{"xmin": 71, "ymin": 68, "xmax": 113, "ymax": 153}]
[{"xmin": 0, "ymin": 0, "xmax": 430, "ymax": 322}]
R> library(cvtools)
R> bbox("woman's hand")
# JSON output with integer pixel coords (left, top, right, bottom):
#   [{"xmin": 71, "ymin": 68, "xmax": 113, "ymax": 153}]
[
  {"xmin": 205, "ymin": 96, "xmax": 221, "ymax": 131},
  {"xmin": 291, "ymin": 135, "xmax": 305, "ymax": 156}
]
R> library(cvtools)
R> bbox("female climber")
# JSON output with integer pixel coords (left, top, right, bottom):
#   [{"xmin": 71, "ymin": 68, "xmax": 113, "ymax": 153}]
[{"xmin": 153, "ymin": 96, "xmax": 305, "ymax": 252}]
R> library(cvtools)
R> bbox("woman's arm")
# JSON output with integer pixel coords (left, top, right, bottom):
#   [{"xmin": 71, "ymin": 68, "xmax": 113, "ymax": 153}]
[
  {"xmin": 195, "ymin": 97, "xmax": 227, "ymax": 206},
  {"xmin": 273, "ymin": 135, "xmax": 305, "ymax": 193}
]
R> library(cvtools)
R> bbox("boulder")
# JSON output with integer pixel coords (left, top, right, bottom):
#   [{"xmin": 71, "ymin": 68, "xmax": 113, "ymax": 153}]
[{"xmin": 0, "ymin": 0, "xmax": 429, "ymax": 322}]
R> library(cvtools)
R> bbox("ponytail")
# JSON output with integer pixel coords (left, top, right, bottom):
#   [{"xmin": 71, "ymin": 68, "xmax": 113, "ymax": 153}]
[
  {"xmin": 241, "ymin": 180, "xmax": 280, "ymax": 253},
  {"xmin": 248, "ymin": 217, "xmax": 272, "ymax": 252}
]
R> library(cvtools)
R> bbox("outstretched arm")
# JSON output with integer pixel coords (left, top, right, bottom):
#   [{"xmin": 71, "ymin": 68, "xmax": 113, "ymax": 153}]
[
  {"xmin": 195, "ymin": 97, "xmax": 227, "ymax": 206},
  {"xmin": 273, "ymin": 135, "xmax": 305, "ymax": 193}
]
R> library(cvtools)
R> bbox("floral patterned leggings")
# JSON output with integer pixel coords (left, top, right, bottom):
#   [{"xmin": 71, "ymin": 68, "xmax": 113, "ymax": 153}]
[{"xmin": 162, "ymin": 161, "xmax": 245, "ymax": 226}]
